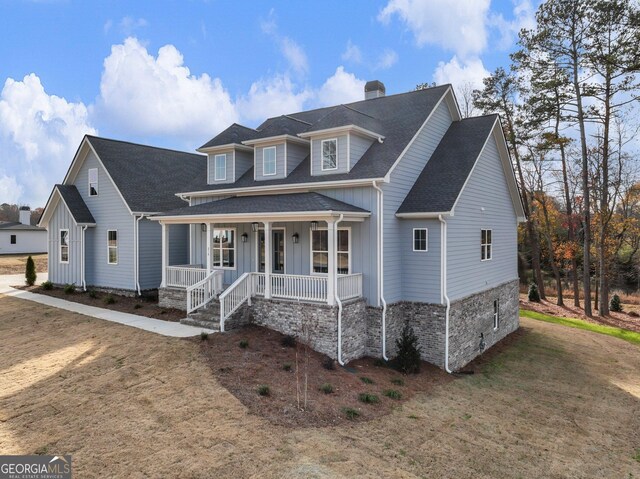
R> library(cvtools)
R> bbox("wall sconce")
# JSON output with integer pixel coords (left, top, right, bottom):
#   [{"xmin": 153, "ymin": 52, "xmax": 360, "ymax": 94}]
[
  {"xmin": 241, "ymin": 233, "xmax": 248, "ymax": 243},
  {"xmin": 292, "ymin": 233, "xmax": 299, "ymax": 244},
  {"xmin": 310, "ymin": 221, "xmax": 318, "ymax": 231},
  {"xmin": 251, "ymin": 222, "xmax": 259, "ymax": 232},
  {"xmin": 201, "ymin": 223, "xmax": 206, "ymax": 232}
]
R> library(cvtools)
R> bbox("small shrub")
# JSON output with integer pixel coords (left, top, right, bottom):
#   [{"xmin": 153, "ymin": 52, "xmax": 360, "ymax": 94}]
[
  {"xmin": 103, "ymin": 295, "xmax": 116, "ymax": 305},
  {"xmin": 629, "ymin": 310, "xmax": 639, "ymax": 318},
  {"xmin": 134, "ymin": 303, "xmax": 142, "ymax": 309},
  {"xmin": 528, "ymin": 282, "xmax": 541, "ymax": 302},
  {"xmin": 358, "ymin": 392, "xmax": 379, "ymax": 404},
  {"xmin": 393, "ymin": 323, "xmax": 421, "ymax": 374},
  {"xmin": 383, "ymin": 389, "xmax": 402, "ymax": 400},
  {"xmin": 360, "ymin": 376, "xmax": 374, "ymax": 384},
  {"xmin": 200, "ymin": 331, "xmax": 209, "ymax": 341},
  {"xmin": 25, "ymin": 255, "xmax": 36, "ymax": 286},
  {"xmin": 41, "ymin": 280, "xmax": 53, "ymax": 290},
  {"xmin": 391, "ymin": 377, "xmax": 405, "ymax": 386},
  {"xmin": 342, "ymin": 407, "xmax": 360, "ymax": 420},
  {"xmin": 282, "ymin": 363, "xmax": 292, "ymax": 372},
  {"xmin": 88, "ymin": 289, "xmax": 98, "ymax": 299},
  {"xmin": 322, "ymin": 357, "xmax": 336, "ymax": 370},
  {"xmin": 257, "ymin": 385, "xmax": 270, "ymax": 396},
  {"xmin": 63, "ymin": 283, "xmax": 75, "ymax": 294},
  {"xmin": 319, "ymin": 383, "xmax": 334, "ymax": 394},
  {"xmin": 280, "ymin": 335, "xmax": 296, "ymax": 347},
  {"xmin": 610, "ymin": 294, "xmax": 622, "ymax": 312},
  {"xmin": 373, "ymin": 358, "xmax": 388, "ymax": 367},
  {"xmin": 239, "ymin": 339, "xmax": 249, "ymax": 349}
]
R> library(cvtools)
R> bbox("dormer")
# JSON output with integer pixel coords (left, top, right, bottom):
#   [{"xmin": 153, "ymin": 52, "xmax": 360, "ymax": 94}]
[{"xmin": 197, "ymin": 124, "xmax": 257, "ymax": 184}]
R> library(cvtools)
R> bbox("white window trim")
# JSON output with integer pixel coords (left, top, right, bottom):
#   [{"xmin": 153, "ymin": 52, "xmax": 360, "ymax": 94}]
[
  {"xmin": 107, "ymin": 229, "xmax": 118, "ymax": 265},
  {"xmin": 88, "ymin": 168, "xmax": 98, "ymax": 196},
  {"xmin": 254, "ymin": 226, "xmax": 287, "ymax": 273},
  {"xmin": 212, "ymin": 227, "xmax": 237, "ymax": 270},
  {"xmin": 481, "ymin": 229, "xmax": 492, "ymax": 261},
  {"xmin": 214, "ymin": 154, "xmax": 227, "ymax": 181},
  {"xmin": 59, "ymin": 229, "xmax": 69, "ymax": 264},
  {"xmin": 309, "ymin": 226, "xmax": 351, "ymax": 275},
  {"xmin": 262, "ymin": 146, "xmax": 277, "ymax": 176},
  {"xmin": 493, "ymin": 299, "xmax": 499, "ymax": 330},
  {"xmin": 412, "ymin": 227, "xmax": 428, "ymax": 252},
  {"xmin": 321, "ymin": 138, "xmax": 338, "ymax": 171}
]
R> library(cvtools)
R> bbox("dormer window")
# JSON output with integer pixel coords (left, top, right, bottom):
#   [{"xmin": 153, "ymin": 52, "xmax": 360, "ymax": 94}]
[
  {"xmin": 88, "ymin": 168, "xmax": 98, "ymax": 196},
  {"xmin": 321, "ymin": 139, "xmax": 337, "ymax": 171},
  {"xmin": 263, "ymin": 146, "xmax": 277, "ymax": 176},
  {"xmin": 214, "ymin": 154, "xmax": 226, "ymax": 181}
]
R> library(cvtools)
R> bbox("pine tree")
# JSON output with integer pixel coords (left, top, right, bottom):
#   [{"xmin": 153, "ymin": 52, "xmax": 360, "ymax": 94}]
[
  {"xmin": 25, "ymin": 255, "xmax": 36, "ymax": 286},
  {"xmin": 610, "ymin": 294, "xmax": 622, "ymax": 312},
  {"xmin": 394, "ymin": 323, "xmax": 421, "ymax": 374},
  {"xmin": 528, "ymin": 283, "xmax": 541, "ymax": 302}
]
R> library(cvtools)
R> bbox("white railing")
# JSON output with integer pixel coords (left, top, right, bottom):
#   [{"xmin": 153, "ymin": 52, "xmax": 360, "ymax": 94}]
[
  {"xmin": 166, "ymin": 264, "xmax": 207, "ymax": 288},
  {"xmin": 186, "ymin": 269, "xmax": 224, "ymax": 314},
  {"xmin": 337, "ymin": 273, "xmax": 363, "ymax": 301},
  {"xmin": 220, "ymin": 272, "xmax": 256, "ymax": 331},
  {"xmin": 270, "ymin": 273, "xmax": 328, "ymax": 302}
]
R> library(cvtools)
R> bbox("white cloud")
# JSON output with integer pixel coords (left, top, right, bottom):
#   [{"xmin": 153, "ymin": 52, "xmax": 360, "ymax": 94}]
[
  {"xmin": 490, "ymin": 0, "xmax": 537, "ymax": 50},
  {"xmin": 95, "ymin": 37, "xmax": 238, "ymax": 143},
  {"xmin": 433, "ymin": 56, "xmax": 490, "ymax": 91},
  {"xmin": 236, "ymin": 75, "xmax": 311, "ymax": 123},
  {"xmin": 315, "ymin": 66, "xmax": 366, "ymax": 107},
  {"xmin": 119, "ymin": 16, "xmax": 148, "ymax": 35},
  {"xmin": 260, "ymin": 10, "xmax": 309, "ymax": 75},
  {"xmin": 375, "ymin": 49, "xmax": 398, "ymax": 70},
  {"xmin": 378, "ymin": 0, "xmax": 491, "ymax": 58},
  {"xmin": 0, "ymin": 74, "xmax": 96, "ymax": 206},
  {"xmin": 342, "ymin": 40, "xmax": 363, "ymax": 64}
]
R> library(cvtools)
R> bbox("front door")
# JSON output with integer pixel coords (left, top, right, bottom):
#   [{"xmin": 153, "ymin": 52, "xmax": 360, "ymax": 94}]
[{"xmin": 258, "ymin": 229, "xmax": 285, "ymax": 274}]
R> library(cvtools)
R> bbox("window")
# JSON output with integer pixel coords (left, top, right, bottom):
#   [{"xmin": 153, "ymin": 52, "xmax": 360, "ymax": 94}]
[
  {"xmin": 60, "ymin": 229, "xmax": 69, "ymax": 263},
  {"xmin": 88, "ymin": 168, "xmax": 98, "ymax": 196},
  {"xmin": 493, "ymin": 299, "xmax": 499, "ymax": 330},
  {"xmin": 311, "ymin": 228, "xmax": 350, "ymax": 274},
  {"xmin": 108, "ymin": 230, "xmax": 118, "ymax": 264},
  {"xmin": 413, "ymin": 228, "xmax": 428, "ymax": 251},
  {"xmin": 213, "ymin": 229, "xmax": 235, "ymax": 268},
  {"xmin": 10, "ymin": 234, "xmax": 16, "ymax": 245},
  {"xmin": 263, "ymin": 146, "xmax": 276, "ymax": 176},
  {"xmin": 214, "ymin": 154, "xmax": 226, "ymax": 181},
  {"xmin": 321, "ymin": 139, "xmax": 337, "ymax": 170},
  {"xmin": 481, "ymin": 229, "xmax": 492, "ymax": 261}
]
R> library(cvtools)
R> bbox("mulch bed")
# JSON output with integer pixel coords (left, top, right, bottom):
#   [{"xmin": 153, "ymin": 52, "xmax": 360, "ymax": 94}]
[
  {"xmin": 196, "ymin": 325, "xmax": 452, "ymax": 428},
  {"xmin": 16, "ymin": 285, "xmax": 185, "ymax": 322}
]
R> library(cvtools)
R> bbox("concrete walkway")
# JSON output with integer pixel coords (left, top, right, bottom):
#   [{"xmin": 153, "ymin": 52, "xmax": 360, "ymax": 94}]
[{"xmin": 0, "ymin": 273, "xmax": 215, "ymax": 337}]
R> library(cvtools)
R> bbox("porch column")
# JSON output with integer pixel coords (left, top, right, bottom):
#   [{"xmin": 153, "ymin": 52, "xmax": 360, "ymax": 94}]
[
  {"xmin": 327, "ymin": 219, "xmax": 336, "ymax": 305},
  {"xmin": 206, "ymin": 223, "xmax": 213, "ymax": 272},
  {"xmin": 264, "ymin": 221, "xmax": 272, "ymax": 299},
  {"xmin": 161, "ymin": 222, "xmax": 169, "ymax": 287}
]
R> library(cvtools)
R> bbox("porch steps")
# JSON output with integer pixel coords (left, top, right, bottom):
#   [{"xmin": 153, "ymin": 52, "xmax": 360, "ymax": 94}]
[{"xmin": 180, "ymin": 303, "xmax": 221, "ymax": 331}]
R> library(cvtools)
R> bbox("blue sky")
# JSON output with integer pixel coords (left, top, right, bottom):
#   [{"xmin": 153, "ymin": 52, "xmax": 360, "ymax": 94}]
[{"xmin": 0, "ymin": 0, "xmax": 536, "ymax": 206}]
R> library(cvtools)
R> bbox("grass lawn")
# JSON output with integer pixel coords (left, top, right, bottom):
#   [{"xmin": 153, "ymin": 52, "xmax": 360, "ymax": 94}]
[
  {"xmin": 1, "ymin": 294, "xmax": 639, "ymax": 478},
  {"xmin": 0, "ymin": 253, "xmax": 47, "ymax": 275}
]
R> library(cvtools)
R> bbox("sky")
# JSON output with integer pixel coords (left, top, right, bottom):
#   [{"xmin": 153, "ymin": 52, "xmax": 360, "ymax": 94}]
[{"xmin": 0, "ymin": 0, "xmax": 537, "ymax": 207}]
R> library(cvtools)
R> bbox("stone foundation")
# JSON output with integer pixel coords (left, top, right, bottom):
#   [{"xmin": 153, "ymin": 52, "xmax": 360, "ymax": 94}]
[{"xmin": 158, "ymin": 287, "xmax": 187, "ymax": 311}]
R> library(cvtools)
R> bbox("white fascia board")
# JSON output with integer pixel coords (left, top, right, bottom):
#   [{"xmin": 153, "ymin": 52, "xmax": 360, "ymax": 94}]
[
  {"xmin": 242, "ymin": 135, "xmax": 310, "ymax": 146},
  {"xmin": 197, "ymin": 143, "xmax": 254, "ymax": 153},
  {"xmin": 298, "ymin": 125, "xmax": 385, "ymax": 141},
  {"xmin": 395, "ymin": 211, "xmax": 453, "ymax": 219},
  {"xmin": 150, "ymin": 210, "xmax": 370, "ymax": 224}
]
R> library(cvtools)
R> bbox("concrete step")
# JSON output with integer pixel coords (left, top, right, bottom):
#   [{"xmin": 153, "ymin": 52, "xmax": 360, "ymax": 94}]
[{"xmin": 180, "ymin": 316, "xmax": 221, "ymax": 331}]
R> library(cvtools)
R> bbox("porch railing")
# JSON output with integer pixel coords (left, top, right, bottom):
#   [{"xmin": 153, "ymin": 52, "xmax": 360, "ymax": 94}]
[
  {"xmin": 166, "ymin": 264, "xmax": 207, "ymax": 288},
  {"xmin": 337, "ymin": 273, "xmax": 363, "ymax": 301},
  {"xmin": 270, "ymin": 273, "xmax": 328, "ymax": 302},
  {"xmin": 220, "ymin": 272, "xmax": 256, "ymax": 331},
  {"xmin": 186, "ymin": 269, "xmax": 224, "ymax": 314}
]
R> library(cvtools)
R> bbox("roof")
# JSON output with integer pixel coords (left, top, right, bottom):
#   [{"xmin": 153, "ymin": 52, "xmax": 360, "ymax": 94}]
[
  {"xmin": 155, "ymin": 192, "xmax": 369, "ymax": 218},
  {"xmin": 190, "ymin": 85, "xmax": 452, "ymax": 194},
  {"xmin": 55, "ymin": 184, "xmax": 96, "ymax": 224},
  {"xmin": 397, "ymin": 115, "xmax": 499, "ymax": 215},
  {"xmin": 0, "ymin": 221, "xmax": 45, "ymax": 231},
  {"xmin": 85, "ymin": 136, "xmax": 207, "ymax": 212},
  {"xmin": 198, "ymin": 123, "xmax": 258, "ymax": 149}
]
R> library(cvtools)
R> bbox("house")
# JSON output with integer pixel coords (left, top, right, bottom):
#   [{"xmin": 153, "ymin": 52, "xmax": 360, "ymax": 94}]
[
  {"xmin": 0, "ymin": 207, "xmax": 46, "ymax": 255},
  {"xmin": 39, "ymin": 82, "xmax": 525, "ymax": 371}
]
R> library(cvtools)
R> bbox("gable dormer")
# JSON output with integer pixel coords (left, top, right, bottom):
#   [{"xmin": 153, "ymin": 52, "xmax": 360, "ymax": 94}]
[{"xmin": 197, "ymin": 124, "xmax": 257, "ymax": 184}]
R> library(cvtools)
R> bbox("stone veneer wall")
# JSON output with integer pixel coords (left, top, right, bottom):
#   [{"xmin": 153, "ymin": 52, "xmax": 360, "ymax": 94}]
[{"xmin": 158, "ymin": 287, "xmax": 187, "ymax": 311}]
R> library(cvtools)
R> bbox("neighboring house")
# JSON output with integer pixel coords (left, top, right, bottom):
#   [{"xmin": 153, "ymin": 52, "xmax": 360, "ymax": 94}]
[
  {"xmin": 39, "ymin": 82, "xmax": 525, "ymax": 371},
  {"xmin": 0, "ymin": 207, "xmax": 46, "ymax": 255}
]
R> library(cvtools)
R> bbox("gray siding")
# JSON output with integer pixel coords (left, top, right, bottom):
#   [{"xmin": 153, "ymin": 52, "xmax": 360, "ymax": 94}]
[
  {"xmin": 255, "ymin": 143, "xmax": 286, "ymax": 180},
  {"xmin": 349, "ymin": 133, "xmax": 373, "ymax": 171},
  {"xmin": 207, "ymin": 150, "xmax": 234, "ymax": 185},
  {"xmin": 400, "ymin": 219, "xmax": 441, "ymax": 303},
  {"xmin": 311, "ymin": 134, "xmax": 348, "ymax": 176},
  {"xmin": 446, "ymin": 133, "xmax": 518, "ymax": 300},
  {"xmin": 286, "ymin": 142, "xmax": 309, "ymax": 175},
  {"xmin": 138, "ymin": 221, "xmax": 189, "ymax": 290},
  {"xmin": 382, "ymin": 99, "xmax": 453, "ymax": 303},
  {"xmin": 47, "ymin": 200, "xmax": 83, "ymax": 286},
  {"xmin": 234, "ymin": 150, "xmax": 253, "ymax": 180}
]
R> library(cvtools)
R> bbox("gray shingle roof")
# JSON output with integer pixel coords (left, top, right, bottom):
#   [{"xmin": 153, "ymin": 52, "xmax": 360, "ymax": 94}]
[
  {"xmin": 188, "ymin": 85, "xmax": 451, "ymax": 194},
  {"xmin": 250, "ymin": 115, "xmax": 311, "ymax": 140},
  {"xmin": 55, "ymin": 184, "xmax": 96, "ymax": 224},
  {"xmin": 86, "ymin": 136, "xmax": 207, "ymax": 212},
  {"xmin": 199, "ymin": 123, "xmax": 258, "ymax": 149},
  {"xmin": 397, "ymin": 115, "xmax": 498, "ymax": 215},
  {"xmin": 0, "ymin": 221, "xmax": 45, "ymax": 231},
  {"xmin": 156, "ymin": 192, "xmax": 369, "ymax": 217},
  {"xmin": 305, "ymin": 105, "xmax": 383, "ymax": 135}
]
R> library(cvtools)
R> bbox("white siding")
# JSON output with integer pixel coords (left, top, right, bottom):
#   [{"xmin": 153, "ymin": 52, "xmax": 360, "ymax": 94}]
[{"xmin": 0, "ymin": 230, "xmax": 47, "ymax": 255}]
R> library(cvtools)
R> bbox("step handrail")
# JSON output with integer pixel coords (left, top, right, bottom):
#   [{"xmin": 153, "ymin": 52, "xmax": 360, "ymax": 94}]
[
  {"xmin": 219, "ymin": 272, "xmax": 256, "ymax": 332},
  {"xmin": 186, "ymin": 269, "xmax": 224, "ymax": 314}
]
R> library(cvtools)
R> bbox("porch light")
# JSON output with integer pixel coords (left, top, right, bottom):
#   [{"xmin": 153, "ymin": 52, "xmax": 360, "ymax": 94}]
[
  {"xmin": 201, "ymin": 223, "xmax": 206, "ymax": 232},
  {"xmin": 310, "ymin": 221, "xmax": 318, "ymax": 231},
  {"xmin": 241, "ymin": 233, "xmax": 248, "ymax": 243},
  {"xmin": 292, "ymin": 233, "xmax": 299, "ymax": 244},
  {"xmin": 251, "ymin": 222, "xmax": 259, "ymax": 232}
]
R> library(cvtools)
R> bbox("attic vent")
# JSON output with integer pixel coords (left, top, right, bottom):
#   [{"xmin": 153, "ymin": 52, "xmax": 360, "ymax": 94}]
[{"xmin": 365, "ymin": 80, "xmax": 386, "ymax": 100}]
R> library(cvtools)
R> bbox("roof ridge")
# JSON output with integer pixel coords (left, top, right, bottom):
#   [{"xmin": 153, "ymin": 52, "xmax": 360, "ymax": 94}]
[
  {"xmin": 341, "ymin": 104, "xmax": 378, "ymax": 120},
  {"xmin": 85, "ymin": 135, "xmax": 204, "ymax": 158},
  {"xmin": 282, "ymin": 115, "xmax": 312, "ymax": 126}
]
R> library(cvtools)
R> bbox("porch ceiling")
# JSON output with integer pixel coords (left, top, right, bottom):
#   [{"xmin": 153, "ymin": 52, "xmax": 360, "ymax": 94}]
[{"xmin": 150, "ymin": 192, "xmax": 370, "ymax": 224}]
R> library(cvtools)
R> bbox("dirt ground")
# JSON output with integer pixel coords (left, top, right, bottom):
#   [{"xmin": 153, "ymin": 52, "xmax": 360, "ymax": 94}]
[
  {"xmin": 520, "ymin": 293, "xmax": 640, "ymax": 333},
  {"xmin": 1, "ymin": 295, "xmax": 639, "ymax": 478},
  {"xmin": 0, "ymin": 253, "xmax": 47, "ymax": 275}
]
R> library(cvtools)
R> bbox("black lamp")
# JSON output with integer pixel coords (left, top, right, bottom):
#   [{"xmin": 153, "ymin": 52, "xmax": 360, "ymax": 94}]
[
  {"xmin": 201, "ymin": 223, "xmax": 206, "ymax": 232},
  {"xmin": 251, "ymin": 222, "xmax": 259, "ymax": 232},
  {"xmin": 292, "ymin": 233, "xmax": 299, "ymax": 244},
  {"xmin": 310, "ymin": 221, "xmax": 318, "ymax": 231},
  {"xmin": 241, "ymin": 233, "xmax": 248, "ymax": 243}
]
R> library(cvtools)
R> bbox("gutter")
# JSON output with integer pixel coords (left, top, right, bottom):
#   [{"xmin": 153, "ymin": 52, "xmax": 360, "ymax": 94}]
[
  {"xmin": 335, "ymin": 213, "xmax": 345, "ymax": 366},
  {"xmin": 134, "ymin": 214, "xmax": 144, "ymax": 295},
  {"xmin": 81, "ymin": 225, "xmax": 88, "ymax": 291},
  {"xmin": 372, "ymin": 181, "xmax": 388, "ymax": 361},
  {"xmin": 439, "ymin": 214, "xmax": 452, "ymax": 373}
]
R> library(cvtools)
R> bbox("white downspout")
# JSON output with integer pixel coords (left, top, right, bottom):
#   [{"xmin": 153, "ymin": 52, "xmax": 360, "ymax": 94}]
[
  {"xmin": 334, "ymin": 213, "xmax": 345, "ymax": 366},
  {"xmin": 134, "ymin": 214, "xmax": 144, "ymax": 296},
  {"xmin": 439, "ymin": 214, "xmax": 452, "ymax": 373},
  {"xmin": 81, "ymin": 225, "xmax": 87, "ymax": 291},
  {"xmin": 373, "ymin": 181, "xmax": 388, "ymax": 361}
]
